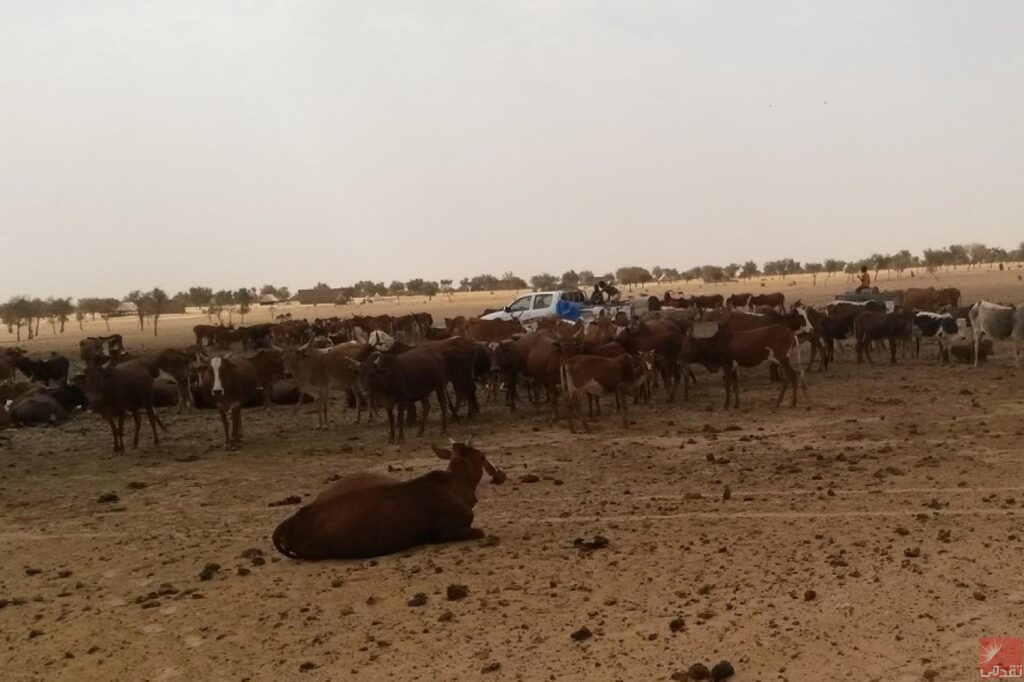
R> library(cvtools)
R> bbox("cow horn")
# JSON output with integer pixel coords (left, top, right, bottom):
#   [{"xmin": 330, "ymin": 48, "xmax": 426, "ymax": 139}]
[
  {"xmin": 431, "ymin": 445, "xmax": 452, "ymax": 460},
  {"xmin": 464, "ymin": 434, "xmax": 473, "ymax": 447},
  {"xmin": 481, "ymin": 457, "xmax": 506, "ymax": 485}
]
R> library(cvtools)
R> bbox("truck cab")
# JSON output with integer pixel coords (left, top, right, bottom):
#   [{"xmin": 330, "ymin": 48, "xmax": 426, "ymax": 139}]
[{"xmin": 480, "ymin": 290, "xmax": 587, "ymax": 323}]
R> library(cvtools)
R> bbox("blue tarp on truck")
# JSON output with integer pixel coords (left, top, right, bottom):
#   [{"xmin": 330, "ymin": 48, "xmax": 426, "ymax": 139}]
[{"xmin": 556, "ymin": 299, "xmax": 582, "ymax": 321}]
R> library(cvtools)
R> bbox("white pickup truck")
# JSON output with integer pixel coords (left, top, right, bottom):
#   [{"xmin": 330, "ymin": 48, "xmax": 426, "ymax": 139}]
[{"xmin": 480, "ymin": 290, "xmax": 637, "ymax": 324}]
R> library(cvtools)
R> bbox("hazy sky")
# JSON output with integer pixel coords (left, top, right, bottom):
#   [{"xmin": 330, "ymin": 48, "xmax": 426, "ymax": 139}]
[{"xmin": 2, "ymin": 1, "xmax": 1023, "ymax": 298}]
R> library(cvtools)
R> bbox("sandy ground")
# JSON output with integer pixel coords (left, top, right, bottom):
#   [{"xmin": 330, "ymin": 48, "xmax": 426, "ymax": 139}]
[{"xmin": 2, "ymin": 267, "xmax": 1024, "ymax": 681}]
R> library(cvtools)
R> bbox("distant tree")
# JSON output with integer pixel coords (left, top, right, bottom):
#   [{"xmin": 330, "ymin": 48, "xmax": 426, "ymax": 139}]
[
  {"xmin": 615, "ymin": 266, "xmax": 653, "ymax": 290},
  {"xmin": 530, "ymin": 273, "xmax": 559, "ymax": 291},
  {"xmin": 946, "ymin": 244, "xmax": 969, "ymax": 269},
  {"xmin": 186, "ymin": 286, "xmax": 213, "ymax": 308},
  {"xmin": 804, "ymin": 262, "xmax": 823, "ymax": 286},
  {"xmin": 147, "ymin": 288, "xmax": 169, "ymax": 335},
  {"xmin": 967, "ymin": 243, "xmax": 991, "ymax": 269},
  {"xmin": 500, "ymin": 273, "xmax": 528, "ymax": 291},
  {"xmin": 388, "ymin": 280, "xmax": 406, "ymax": 296},
  {"xmin": 422, "ymin": 281, "xmax": 440, "ymax": 299},
  {"xmin": 723, "ymin": 263, "xmax": 740, "ymax": 279},
  {"xmin": 126, "ymin": 290, "xmax": 151, "ymax": 331},
  {"xmin": 578, "ymin": 270, "xmax": 597, "ymax": 286},
  {"xmin": 75, "ymin": 311, "xmax": 85, "ymax": 331},
  {"xmin": 700, "ymin": 265, "xmax": 725, "ymax": 283},
  {"xmin": 406, "ymin": 278, "xmax": 425, "ymax": 295},
  {"xmin": 651, "ymin": 266, "xmax": 665, "ymax": 281},
  {"xmin": 681, "ymin": 267, "xmax": 702, "ymax": 282},
  {"xmin": 212, "ymin": 289, "xmax": 235, "ymax": 322},
  {"xmin": 4, "ymin": 297, "xmax": 31, "ymax": 340},
  {"xmin": 740, "ymin": 261, "xmax": 760, "ymax": 278},
  {"xmin": 458, "ymin": 277, "xmax": 471, "ymax": 291},
  {"xmin": 890, "ymin": 250, "xmax": 914, "ymax": 278},
  {"xmin": 439, "ymin": 279, "xmax": 453, "ymax": 293},
  {"xmin": 469, "ymin": 274, "xmax": 500, "ymax": 292},
  {"xmin": 867, "ymin": 253, "xmax": 891, "ymax": 279},
  {"xmin": 922, "ymin": 248, "xmax": 946, "ymax": 271},
  {"xmin": 661, "ymin": 267, "xmax": 680, "ymax": 281},
  {"xmin": 823, "ymin": 259, "xmax": 846, "ymax": 280},
  {"xmin": 559, "ymin": 270, "xmax": 580, "ymax": 289},
  {"xmin": 48, "ymin": 297, "xmax": 75, "ymax": 333}
]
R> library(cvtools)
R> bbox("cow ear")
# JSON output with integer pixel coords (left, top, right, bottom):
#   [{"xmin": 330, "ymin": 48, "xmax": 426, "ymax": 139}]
[
  {"xmin": 223, "ymin": 352, "xmax": 233, "ymax": 360},
  {"xmin": 431, "ymin": 445, "xmax": 452, "ymax": 460}
]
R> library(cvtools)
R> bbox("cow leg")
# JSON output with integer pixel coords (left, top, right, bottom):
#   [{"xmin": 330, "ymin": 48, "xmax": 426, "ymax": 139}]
[
  {"xmin": 130, "ymin": 409, "xmax": 142, "ymax": 449},
  {"xmin": 146, "ymin": 406, "xmax": 161, "ymax": 446},
  {"xmin": 889, "ymin": 336, "xmax": 898, "ymax": 365},
  {"xmin": 619, "ymin": 388, "xmax": 629, "ymax": 429},
  {"xmin": 386, "ymin": 404, "xmax": 397, "ymax": 444},
  {"xmin": 232, "ymin": 405, "xmax": 243, "ymax": 445},
  {"xmin": 218, "ymin": 406, "xmax": 231, "ymax": 446},
  {"xmin": 107, "ymin": 417, "xmax": 121, "ymax": 453},
  {"xmin": 262, "ymin": 381, "xmax": 272, "ymax": 410},
  {"xmin": 436, "ymin": 390, "xmax": 450, "ymax": 434},
  {"xmin": 566, "ymin": 391, "xmax": 578, "ymax": 434}
]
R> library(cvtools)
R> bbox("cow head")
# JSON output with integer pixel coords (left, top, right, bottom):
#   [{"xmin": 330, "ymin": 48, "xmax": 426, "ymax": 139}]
[
  {"xmin": 209, "ymin": 356, "xmax": 226, "ymax": 396},
  {"xmin": 432, "ymin": 437, "xmax": 506, "ymax": 485}
]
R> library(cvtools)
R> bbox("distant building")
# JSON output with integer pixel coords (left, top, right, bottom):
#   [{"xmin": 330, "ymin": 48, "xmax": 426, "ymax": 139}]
[
  {"xmin": 259, "ymin": 294, "xmax": 279, "ymax": 306},
  {"xmin": 295, "ymin": 286, "xmax": 346, "ymax": 305},
  {"xmin": 112, "ymin": 300, "xmax": 138, "ymax": 317}
]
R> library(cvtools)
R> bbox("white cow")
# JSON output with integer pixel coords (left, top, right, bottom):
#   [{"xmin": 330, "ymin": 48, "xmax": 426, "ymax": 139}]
[{"xmin": 968, "ymin": 301, "xmax": 1024, "ymax": 367}]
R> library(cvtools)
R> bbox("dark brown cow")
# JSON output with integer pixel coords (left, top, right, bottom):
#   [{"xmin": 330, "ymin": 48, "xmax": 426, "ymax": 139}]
[
  {"xmin": 246, "ymin": 348, "xmax": 285, "ymax": 410},
  {"xmin": 682, "ymin": 325, "xmax": 805, "ymax": 408},
  {"xmin": 615, "ymin": 320, "xmax": 683, "ymax": 401},
  {"xmin": 137, "ymin": 349, "xmax": 192, "ymax": 413},
  {"xmin": 199, "ymin": 355, "xmax": 260, "ymax": 448},
  {"xmin": 271, "ymin": 439, "xmax": 504, "ymax": 560},
  {"xmin": 359, "ymin": 349, "xmax": 450, "ymax": 444},
  {"xmin": 687, "ymin": 294, "xmax": 724, "ymax": 318},
  {"xmin": 748, "ymin": 292, "xmax": 785, "ymax": 312},
  {"xmin": 726, "ymin": 293, "xmax": 752, "ymax": 309},
  {"xmin": 83, "ymin": 358, "xmax": 167, "ymax": 453},
  {"xmin": 464, "ymin": 317, "xmax": 526, "ymax": 343},
  {"xmin": 854, "ymin": 310, "xmax": 914, "ymax": 365}
]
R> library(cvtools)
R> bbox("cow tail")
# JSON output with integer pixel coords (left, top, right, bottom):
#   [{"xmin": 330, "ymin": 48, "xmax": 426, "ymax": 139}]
[{"xmin": 272, "ymin": 518, "xmax": 300, "ymax": 559}]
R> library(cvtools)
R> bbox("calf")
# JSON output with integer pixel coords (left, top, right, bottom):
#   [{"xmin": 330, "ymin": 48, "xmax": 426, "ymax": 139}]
[
  {"xmin": 359, "ymin": 349, "xmax": 450, "ymax": 444},
  {"xmin": 911, "ymin": 312, "xmax": 959, "ymax": 362},
  {"xmin": 560, "ymin": 354, "xmax": 643, "ymax": 433},
  {"xmin": 79, "ymin": 334, "xmax": 124, "ymax": 362},
  {"xmin": 83, "ymin": 358, "xmax": 167, "ymax": 453},
  {"xmin": 199, "ymin": 355, "xmax": 259, "ymax": 448},
  {"xmin": 968, "ymin": 301, "xmax": 1024, "ymax": 367},
  {"xmin": 854, "ymin": 310, "xmax": 913, "ymax": 365},
  {"xmin": 271, "ymin": 439, "xmax": 504, "ymax": 560},
  {"xmin": 615, "ymin": 320, "xmax": 683, "ymax": 401}
]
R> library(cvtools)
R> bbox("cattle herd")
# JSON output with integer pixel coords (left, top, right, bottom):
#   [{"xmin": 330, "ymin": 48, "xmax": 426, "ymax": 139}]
[{"xmin": 1, "ymin": 285, "xmax": 1021, "ymax": 560}]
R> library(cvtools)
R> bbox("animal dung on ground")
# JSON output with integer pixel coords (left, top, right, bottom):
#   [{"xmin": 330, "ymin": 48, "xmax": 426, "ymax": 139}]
[
  {"xmin": 570, "ymin": 625, "xmax": 592, "ymax": 642},
  {"xmin": 711, "ymin": 661, "xmax": 735, "ymax": 681},
  {"xmin": 268, "ymin": 495, "xmax": 302, "ymax": 507},
  {"xmin": 573, "ymin": 535, "xmax": 610, "ymax": 551},
  {"xmin": 446, "ymin": 584, "xmax": 469, "ymax": 601}
]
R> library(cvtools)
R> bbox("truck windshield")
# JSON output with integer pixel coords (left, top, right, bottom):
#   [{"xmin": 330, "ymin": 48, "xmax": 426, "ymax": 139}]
[
  {"xmin": 508, "ymin": 296, "xmax": 532, "ymax": 313},
  {"xmin": 533, "ymin": 294, "xmax": 553, "ymax": 310}
]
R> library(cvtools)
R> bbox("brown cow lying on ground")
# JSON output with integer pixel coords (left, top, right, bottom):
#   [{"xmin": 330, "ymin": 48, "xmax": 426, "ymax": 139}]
[{"xmin": 271, "ymin": 438, "xmax": 505, "ymax": 560}]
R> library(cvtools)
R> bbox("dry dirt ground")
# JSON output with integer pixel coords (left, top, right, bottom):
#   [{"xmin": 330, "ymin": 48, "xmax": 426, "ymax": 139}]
[{"xmin": 2, "ymin": 268, "xmax": 1024, "ymax": 681}]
